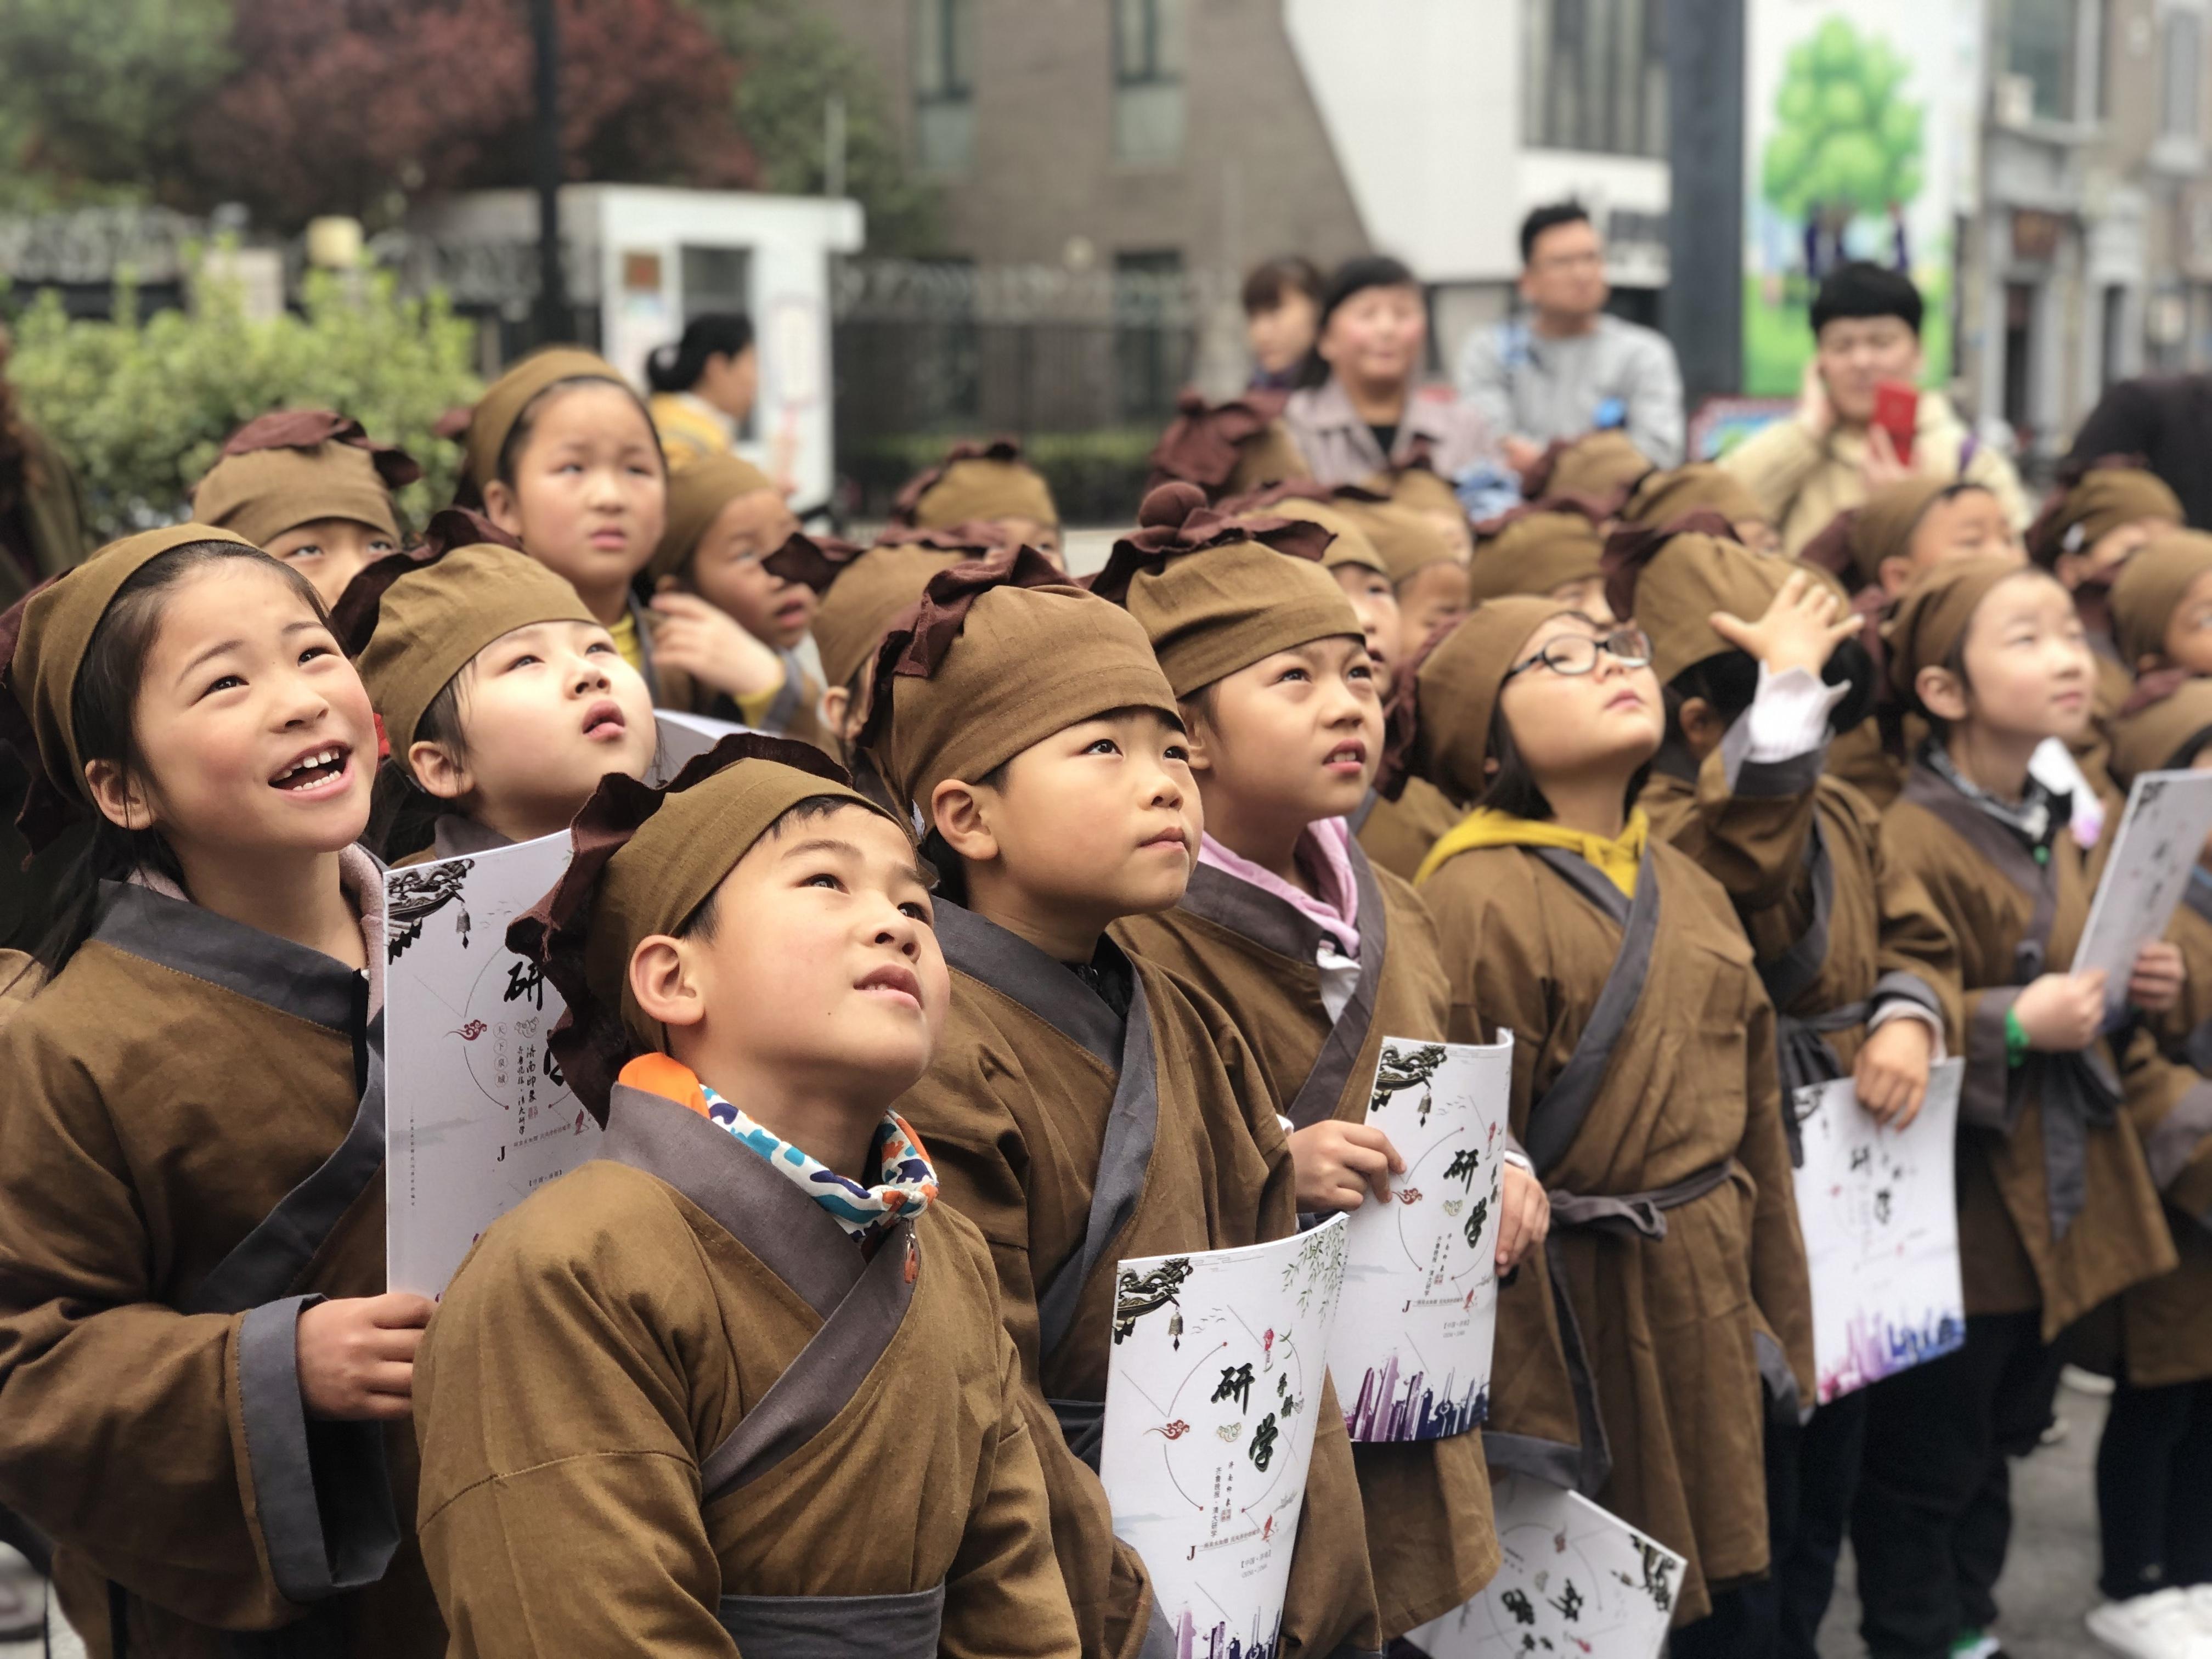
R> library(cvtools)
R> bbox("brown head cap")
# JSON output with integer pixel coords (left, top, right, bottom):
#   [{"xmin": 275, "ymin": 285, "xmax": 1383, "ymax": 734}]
[
  {"xmin": 1466, "ymin": 497, "xmax": 1610, "ymax": 603},
  {"xmin": 1604, "ymin": 519, "xmax": 1815, "ymax": 684},
  {"xmin": 2111, "ymin": 528, "xmax": 2212, "ymax": 669},
  {"xmin": 2026, "ymin": 456, "xmax": 2184, "ymax": 568},
  {"xmin": 862, "ymin": 544, "xmax": 1177, "ymax": 816},
  {"xmin": 1799, "ymin": 476, "xmax": 1959, "ymax": 591},
  {"xmin": 1221, "ymin": 488, "xmax": 1389, "ymax": 577},
  {"xmin": 892, "ymin": 438, "xmax": 1059, "ymax": 531},
  {"xmin": 1620, "ymin": 463, "xmax": 1768, "ymax": 533},
  {"xmin": 0, "ymin": 525, "xmax": 262, "ymax": 849},
  {"xmin": 192, "ymin": 410, "xmax": 419, "ymax": 548},
  {"xmin": 1519, "ymin": 430, "xmax": 1655, "ymax": 505},
  {"xmin": 1146, "ymin": 388, "xmax": 1296, "ymax": 496},
  {"xmin": 646, "ymin": 452, "xmax": 779, "ymax": 585},
  {"xmin": 769, "ymin": 527, "xmax": 988, "ymax": 692},
  {"xmin": 1093, "ymin": 483, "xmax": 1350, "ymax": 697},
  {"xmin": 506, "ymin": 735, "xmax": 891, "ymax": 1118},
  {"xmin": 447, "ymin": 346, "xmax": 634, "ymax": 501},
  {"xmin": 1881, "ymin": 556, "xmax": 2042, "ymax": 713}
]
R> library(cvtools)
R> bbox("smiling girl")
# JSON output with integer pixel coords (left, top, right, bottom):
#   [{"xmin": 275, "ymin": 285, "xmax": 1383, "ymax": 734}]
[
  {"xmin": 1389, "ymin": 596, "xmax": 1813, "ymax": 1650},
  {"xmin": 0, "ymin": 528, "xmax": 442, "ymax": 1656},
  {"xmin": 341, "ymin": 532, "xmax": 659, "ymax": 862}
]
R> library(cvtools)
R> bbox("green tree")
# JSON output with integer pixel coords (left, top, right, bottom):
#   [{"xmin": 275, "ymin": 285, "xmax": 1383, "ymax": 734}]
[
  {"xmin": 7, "ymin": 259, "xmax": 482, "ymax": 538},
  {"xmin": 1760, "ymin": 17, "xmax": 1924, "ymax": 225},
  {"xmin": 0, "ymin": 0, "xmax": 235, "ymax": 210},
  {"xmin": 691, "ymin": 0, "xmax": 941, "ymax": 253}
]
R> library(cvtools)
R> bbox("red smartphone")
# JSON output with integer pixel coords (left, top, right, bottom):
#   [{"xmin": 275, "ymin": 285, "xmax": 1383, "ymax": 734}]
[{"xmin": 1872, "ymin": 381, "xmax": 1918, "ymax": 465}]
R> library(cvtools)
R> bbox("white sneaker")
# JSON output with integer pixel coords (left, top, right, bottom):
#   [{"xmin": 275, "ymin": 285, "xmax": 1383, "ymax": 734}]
[
  {"xmin": 2064, "ymin": 1362, "xmax": 2119, "ymax": 1397},
  {"xmin": 2087, "ymin": 1590, "xmax": 2212, "ymax": 1658}
]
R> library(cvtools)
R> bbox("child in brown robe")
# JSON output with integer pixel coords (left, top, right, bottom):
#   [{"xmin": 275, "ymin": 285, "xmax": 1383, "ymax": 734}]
[
  {"xmin": 0, "ymin": 528, "xmax": 443, "ymax": 1657},
  {"xmin": 1619, "ymin": 462, "xmax": 1780, "ymax": 554},
  {"xmin": 640, "ymin": 453, "xmax": 829, "ymax": 741},
  {"xmin": 412, "ymin": 736, "xmax": 1080, "ymax": 1659},
  {"xmin": 2111, "ymin": 528, "xmax": 2212, "ymax": 678},
  {"xmin": 858, "ymin": 531, "xmax": 1381, "ymax": 1659},
  {"xmin": 2088, "ymin": 678, "xmax": 2212, "ymax": 1646},
  {"xmin": 1099, "ymin": 501, "xmax": 1550, "ymax": 1638},
  {"xmin": 1610, "ymin": 523, "xmax": 1961, "ymax": 1658},
  {"xmin": 891, "ymin": 436, "xmax": 1063, "ymax": 557},
  {"xmin": 1855, "ymin": 557, "xmax": 2197, "ymax": 1659},
  {"xmin": 445, "ymin": 347, "xmax": 674, "ymax": 695},
  {"xmin": 1386, "ymin": 593, "xmax": 1815, "ymax": 1647},
  {"xmin": 1465, "ymin": 496, "xmax": 1612, "ymax": 616},
  {"xmin": 339, "ymin": 526, "xmax": 659, "ymax": 861},
  {"xmin": 191, "ymin": 409, "xmax": 419, "ymax": 605}
]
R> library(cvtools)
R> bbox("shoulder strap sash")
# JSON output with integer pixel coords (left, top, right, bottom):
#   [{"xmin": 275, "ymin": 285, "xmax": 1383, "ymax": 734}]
[
  {"xmin": 1521, "ymin": 847, "xmax": 1658, "ymax": 1176},
  {"xmin": 592, "ymin": 1085, "xmax": 917, "ymax": 1497}
]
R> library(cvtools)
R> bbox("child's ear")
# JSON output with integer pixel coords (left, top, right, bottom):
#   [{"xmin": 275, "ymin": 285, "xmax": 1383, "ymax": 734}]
[
  {"xmin": 1915, "ymin": 665, "xmax": 1970, "ymax": 725},
  {"xmin": 930, "ymin": 778, "xmax": 1001, "ymax": 865},
  {"xmin": 1676, "ymin": 695, "xmax": 1726, "ymax": 758},
  {"xmin": 480, "ymin": 479, "xmax": 524, "ymax": 542},
  {"xmin": 629, "ymin": 935, "xmax": 706, "ymax": 1030},
  {"xmin": 1177, "ymin": 700, "xmax": 1215, "ymax": 776},
  {"xmin": 820, "ymin": 684, "xmax": 853, "ymax": 740},
  {"xmin": 82, "ymin": 758, "xmax": 156, "ymax": 833},
  {"xmin": 1878, "ymin": 556, "xmax": 1916, "ymax": 597},
  {"xmin": 407, "ymin": 740, "xmax": 473, "ymax": 803}
]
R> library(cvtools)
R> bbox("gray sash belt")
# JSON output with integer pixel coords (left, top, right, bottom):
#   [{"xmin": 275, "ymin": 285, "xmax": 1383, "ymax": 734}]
[
  {"xmin": 1547, "ymin": 1159, "xmax": 1736, "ymax": 1244},
  {"xmin": 716, "ymin": 1583, "xmax": 946, "ymax": 1658}
]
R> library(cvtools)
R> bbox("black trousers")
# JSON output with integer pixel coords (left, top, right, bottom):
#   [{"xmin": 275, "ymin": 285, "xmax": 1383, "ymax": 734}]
[
  {"xmin": 2097, "ymin": 1376, "xmax": 2212, "ymax": 1600},
  {"xmin": 1668, "ymin": 1400, "xmax": 1798, "ymax": 1659},
  {"xmin": 1850, "ymin": 1312, "xmax": 2060, "ymax": 1659}
]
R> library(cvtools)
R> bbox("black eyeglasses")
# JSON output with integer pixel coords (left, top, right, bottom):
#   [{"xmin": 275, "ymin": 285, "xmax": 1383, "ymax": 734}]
[{"xmin": 1502, "ymin": 625, "xmax": 1654, "ymax": 681}]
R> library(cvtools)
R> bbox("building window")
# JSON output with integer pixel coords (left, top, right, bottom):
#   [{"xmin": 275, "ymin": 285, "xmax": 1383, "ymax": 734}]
[
  {"xmin": 1113, "ymin": 0, "xmax": 1186, "ymax": 165},
  {"xmin": 2165, "ymin": 11, "xmax": 2204, "ymax": 140},
  {"xmin": 2006, "ymin": 0, "xmax": 2078, "ymax": 122},
  {"xmin": 913, "ymin": 0, "xmax": 973, "ymax": 175},
  {"xmin": 1522, "ymin": 0, "xmax": 1667, "ymax": 157}
]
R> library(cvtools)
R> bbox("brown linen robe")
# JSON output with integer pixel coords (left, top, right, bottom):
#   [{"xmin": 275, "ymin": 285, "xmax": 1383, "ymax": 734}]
[
  {"xmin": 1881, "ymin": 765, "xmax": 2181, "ymax": 1339},
  {"xmin": 895, "ymin": 901, "xmax": 1383, "ymax": 1659},
  {"xmin": 1351, "ymin": 780, "xmax": 1462, "ymax": 886},
  {"xmin": 0, "ymin": 883, "xmax": 441, "ymax": 1658},
  {"xmin": 413, "ymin": 1080, "xmax": 1078, "ymax": 1659},
  {"xmin": 1418, "ymin": 838, "xmax": 1814, "ymax": 1626},
  {"xmin": 2120, "ymin": 882, "xmax": 2212, "ymax": 1387},
  {"xmin": 1641, "ymin": 750, "xmax": 1962, "ymax": 1109},
  {"xmin": 1115, "ymin": 842, "xmax": 1501, "ymax": 1638}
]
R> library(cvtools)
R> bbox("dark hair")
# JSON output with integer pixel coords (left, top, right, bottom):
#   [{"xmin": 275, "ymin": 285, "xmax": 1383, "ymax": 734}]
[
  {"xmin": 32, "ymin": 544, "xmax": 328, "ymax": 974},
  {"xmin": 1810, "ymin": 262, "xmax": 1923, "ymax": 338},
  {"xmin": 1476, "ymin": 698, "xmax": 1651, "ymax": 823},
  {"xmin": 678, "ymin": 793, "xmax": 908, "ymax": 943},
  {"xmin": 1664, "ymin": 641, "xmax": 1875, "ymax": 746},
  {"xmin": 495, "ymin": 376, "xmax": 664, "ymax": 491},
  {"xmin": 1241, "ymin": 256, "xmax": 1324, "ymax": 318},
  {"xmin": 1520, "ymin": 202, "xmax": 1593, "ymax": 267},
  {"xmin": 644, "ymin": 313, "xmax": 755, "ymax": 396}
]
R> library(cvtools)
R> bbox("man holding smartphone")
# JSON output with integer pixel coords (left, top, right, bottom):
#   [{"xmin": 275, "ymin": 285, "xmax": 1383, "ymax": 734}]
[{"xmin": 1723, "ymin": 262, "xmax": 2029, "ymax": 557}]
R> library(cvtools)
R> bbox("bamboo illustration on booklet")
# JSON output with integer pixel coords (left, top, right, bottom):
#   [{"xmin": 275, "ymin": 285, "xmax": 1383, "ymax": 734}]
[
  {"xmin": 1331, "ymin": 1036, "xmax": 1511, "ymax": 1444},
  {"xmin": 1099, "ymin": 1218, "xmax": 1351, "ymax": 1659}
]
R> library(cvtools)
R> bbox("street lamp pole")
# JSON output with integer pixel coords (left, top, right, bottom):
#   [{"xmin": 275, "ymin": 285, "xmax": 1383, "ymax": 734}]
[
  {"xmin": 1663, "ymin": 0, "xmax": 1747, "ymax": 409},
  {"xmin": 531, "ymin": 0, "xmax": 566, "ymax": 345}
]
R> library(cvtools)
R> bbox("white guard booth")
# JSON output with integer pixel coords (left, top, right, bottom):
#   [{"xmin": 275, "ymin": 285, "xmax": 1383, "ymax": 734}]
[{"xmin": 413, "ymin": 185, "xmax": 865, "ymax": 507}]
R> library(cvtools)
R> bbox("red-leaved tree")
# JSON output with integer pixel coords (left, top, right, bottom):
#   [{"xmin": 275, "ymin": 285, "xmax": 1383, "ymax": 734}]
[{"xmin": 188, "ymin": 0, "xmax": 755, "ymax": 227}]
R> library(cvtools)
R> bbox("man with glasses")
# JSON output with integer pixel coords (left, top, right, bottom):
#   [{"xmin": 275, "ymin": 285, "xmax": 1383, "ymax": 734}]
[{"xmin": 1457, "ymin": 202, "xmax": 1686, "ymax": 477}]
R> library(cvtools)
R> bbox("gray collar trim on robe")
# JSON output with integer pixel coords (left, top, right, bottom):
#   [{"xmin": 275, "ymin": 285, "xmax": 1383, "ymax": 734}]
[
  {"xmin": 930, "ymin": 898, "xmax": 1125, "ymax": 1069},
  {"xmin": 627, "ymin": 589, "xmax": 664, "ymax": 703},
  {"xmin": 1521, "ymin": 845, "xmax": 1656, "ymax": 1172},
  {"xmin": 1901, "ymin": 763, "xmax": 2055, "ymax": 912},
  {"xmin": 430, "ymin": 814, "xmax": 516, "ymax": 861},
  {"xmin": 596, "ymin": 1083, "xmax": 922, "ymax": 1501},
  {"xmin": 1348, "ymin": 788, "xmax": 1380, "ymax": 833},
  {"xmin": 91, "ymin": 879, "xmax": 364, "ymax": 1032},
  {"xmin": 1177, "ymin": 842, "xmax": 1390, "ymax": 1132}
]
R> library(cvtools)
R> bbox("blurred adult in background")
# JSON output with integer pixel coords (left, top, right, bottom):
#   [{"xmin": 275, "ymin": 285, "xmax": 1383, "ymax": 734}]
[
  {"xmin": 0, "ymin": 321, "xmax": 89, "ymax": 610},
  {"xmin": 644, "ymin": 312, "xmax": 761, "ymax": 473},
  {"xmin": 1280, "ymin": 255, "xmax": 1498, "ymax": 490},
  {"xmin": 1723, "ymin": 262, "xmax": 2027, "ymax": 557},
  {"xmin": 1241, "ymin": 255, "xmax": 1324, "ymax": 391},
  {"xmin": 1458, "ymin": 202, "xmax": 1685, "ymax": 474},
  {"xmin": 2066, "ymin": 372, "xmax": 2212, "ymax": 531}
]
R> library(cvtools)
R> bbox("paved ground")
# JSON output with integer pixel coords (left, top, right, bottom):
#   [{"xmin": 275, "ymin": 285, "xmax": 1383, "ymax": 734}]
[{"xmin": 0, "ymin": 1379, "xmax": 2121, "ymax": 1657}]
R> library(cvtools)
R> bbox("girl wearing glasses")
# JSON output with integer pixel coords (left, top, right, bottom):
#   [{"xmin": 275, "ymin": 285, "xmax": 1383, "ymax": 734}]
[{"xmin": 1378, "ymin": 596, "xmax": 1814, "ymax": 1655}]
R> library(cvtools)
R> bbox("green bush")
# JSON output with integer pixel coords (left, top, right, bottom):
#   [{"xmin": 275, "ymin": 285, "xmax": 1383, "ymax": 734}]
[
  {"xmin": 844, "ymin": 425, "xmax": 1163, "ymax": 526},
  {"xmin": 7, "ymin": 261, "xmax": 481, "ymax": 540}
]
